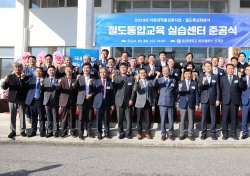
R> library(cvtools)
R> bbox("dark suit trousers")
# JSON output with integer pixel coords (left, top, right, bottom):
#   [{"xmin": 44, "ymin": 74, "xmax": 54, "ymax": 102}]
[
  {"xmin": 61, "ymin": 101, "xmax": 76, "ymax": 135},
  {"xmin": 45, "ymin": 101, "xmax": 59, "ymax": 134},
  {"xmin": 78, "ymin": 99, "xmax": 92, "ymax": 134},
  {"xmin": 30, "ymin": 99, "xmax": 45, "ymax": 134},
  {"xmin": 96, "ymin": 100, "xmax": 110, "ymax": 135},
  {"xmin": 116, "ymin": 105, "xmax": 132, "ymax": 136},
  {"xmin": 201, "ymin": 102, "xmax": 216, "ymax": 136},
  {"xmin": 136, "ymin": 100, "xmax": 152, "ymax": 135},
  {"xmin": 222, "ymin": 103, "xmax": 238, "ymax": 137}
]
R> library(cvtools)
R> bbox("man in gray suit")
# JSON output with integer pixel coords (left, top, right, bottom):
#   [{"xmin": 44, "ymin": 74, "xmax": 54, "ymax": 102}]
[
  {"xmin": 133, "ymin": 68, "xmax": 156, "ymax": 140},
  {"xmin": 42, "ymin": 66, "xmax": 60, "ymax": 138},
  {"xmin": 1, "ymin": 62, "xmax": 28, "ymax": 138},
  {"xmin": 112, "ymin": 63, "xmax": 135, "ymax": 139},
  {"xmin": 153, "ymin": 66, "xmax": 177, "ymax": 141}
]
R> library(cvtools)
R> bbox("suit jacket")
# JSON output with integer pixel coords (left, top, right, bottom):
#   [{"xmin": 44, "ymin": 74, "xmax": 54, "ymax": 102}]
[
  {"xmin": 42, "ymin": 65, "xmax": 59, "ymax": 78},
  {"xmin": 241, "ymin": 76, "xmax": 250, "ymax": 106},
  {"xmin": 220, "ymin": 75, "xmax": 243, "ymax": 105},
  {"xmin": 198, "ymin": 74, "xmax": 220, "ymax": 105},
  {"xmin": 112, "ymin": 75, "xmax": 135, "ymax": 107},
  {"xmin": 144, "ymin": 64, "xmax": 161, "ymax": 80},
  {"xmin": 79, "ymin": 67, "xmax": 99, "ymax": 79},
  {"xmin": 58, "ymin": 65, "xmax": 78, "ymax": 78},
  {"xmin": 169, "ymin": 67, "xmax": 180, "ymax": 81},
  {"xmin": 25, "ymin": 76, "xmax": 44, "ymax": 105},
  {"xmin": 42, "ymin": 77, "xmax": 59, "ymax": 106},
  {"xmin": 212, "ymin": 67, "xmax": 225, "ymax": 79},
  {"xmin": 152, "ymin": 76, "xmax": 177, "ymax": 107},
  {"xmin": 92, "ymin": 78, "xmax": 115, "ymax": 109},
  {"xmin": 178, "ymin": 79, "xmax": 199, "ymax": 109},
  {"xmin": 73, "ymin": 75, "xmax": 94, "ymax": 105},
  {"xmin": 127, "ymin": 67, "xmax": 138, "ymax": 77},
  {"xmin": 155, "ymin": 60, "xmax": 168, "ymax": 72},
  {"xmin": 238, "ymin": 62, "xmax": 248, "ymax": 70},
  {"xmin": 58, "ymin": 76, "xmax": 77, "ymax": 107},
  {"xmin": 115, "ymin": 61, "xmax": 131, "ymax": 69},
  {"xmin": 23, "ymin": 66, "xmax": 36, "ymax": 78},
  {"xmin": 132, "ymin": 79, "xmax": 156, "ymax": 108},
  {"xmin": 95, "ymin": 59, "xmax": 108, "ymax": 69},
  {"xmin": 136, "ymin": 63, "xmax": 146, "ymax": 69},
  {"xmin": 1, "ymin": 74, "xmax": 29, "ymax": 102}
]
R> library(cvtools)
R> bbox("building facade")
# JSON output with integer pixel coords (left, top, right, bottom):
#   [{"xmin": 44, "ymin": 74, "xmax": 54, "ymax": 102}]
[{"xmin": 0, "ymin": 0, "xmax": 249, "ymax": 78}]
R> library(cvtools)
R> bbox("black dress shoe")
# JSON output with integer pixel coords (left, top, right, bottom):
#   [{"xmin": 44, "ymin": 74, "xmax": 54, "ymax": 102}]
[
  {"xmin": 79, "ymin": 134, "xmax": 84, "ymax": 140},
  {"xmin": 179, "ymin": 135, "xmax": 185, "ymax": 140},
  {"xmin": 8, "ymin": 131, "xmax": 16, "ymax": 138},
  {"xmin": 40, "ymin": 133, "xmax": 45, "ymax": 137},
  {"xmin": 46, "ymin": 133, "xmax": 53, "ymax": 138},
  {"xmin": 97, "ymin": 134, "xmax": 102, "ymax": 140},
  {"xmin": 104, "ymin": 133, "xmax": 111, "ymax": 139},
  {"xmin": 232, "ymin": 136, "xmax": 239, "ymax": 140},
  {"xmin": 241, "ymin": 135, "xmax": 248, "ymax": 140},
  {"xmin": 222, "ymin": 135, "xmax": 228, "ymax": 140},
  {"xmin": 188, "ymin": 136, "xmax": 195, "ymax": 141},
  {"xmin": 20, "ymin": 132, "xmax": 27, "ymax": 137},
  {"xmin": 161, "ymin": 136, "xmax": 167, "ymax": 141},
  {"xmin": 126, "ymin": 135, "xmax": 133, "ymax": 139},
  {"xmin": 28, "ymin": 133, "xmax": 36, "ymax": 138},
  {"xmin": 211, "ymin": 136, "xmax": 218, "ymax": 140},
  {"xmin": 118, "ymin": 133, "xmax": 125, "ymax": 139},
  {"xmin": 200, "ymin": 135, "xmax": 206, "ymax": 140},
  {"xmin": 61, "ymin": 133, "xmax": 67, "ymax": 138},
  {"xmin": 54, "ymin": 133, "xmax": 59, "ymax": 138}
]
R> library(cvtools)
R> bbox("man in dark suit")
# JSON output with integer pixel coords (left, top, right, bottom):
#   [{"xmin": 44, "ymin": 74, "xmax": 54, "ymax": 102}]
[
  {"xmin": 127, "ymin": 58, "xmax": 138, "ymax": 77},
  {"xmin": 156, "ymin": 51, "xmax": 167, "ymax": 72},
  {"xmin": 241, "ymin": 65, "xmax": 250, "ymax": 139},
  {"xmin": 78, "ymin": 55, "xmax": 99, "ymax": 79},
  {"xmin": 231, "ymin": 57, "xmax": 240, "ymax": 76},
  {"xmin": 178, "ymin": 69, "xmax": 199, "ymax": 141},
  {"xmin": 112, "ymin": 63, "xmax": 135, "ymax": 139},
  {"xmin": 198, "ymin": 61, "xmax": 220, "ymax": 140},
  {"xmin": 107, "ymin": 57, "xmax": 120, "ymax": 78},
  {"xmin": 144, "ymin": 54, "xmax": 161, "ymax": 80},
  {"xmin": 58, "ymin": 66, "xmax": 78, "ymax": 138},
  {"xmin": 73, "ymin": 63, "xmax": 95, "ymax": 140},
  {"xmin": 42, "ymin": 66, "xmax": 60, "ymax": 138},
  {"xmin": 238, "ymin": 52, "xmax": 248, "ymax": 70},
  {"xmin": 25, "ymin": 67, "xmax": 46, "ymax": 137},
  {"xmin": 94, "ymin": 49, "xmax": 109, "ymax": 71},
  {"xmin": 152, "ymin": 66, "xmax": 177, "ymax": 141},
  {"xmin": 116, "ymin": 51, "xmax": 131, "ymax": 69},
  {"xmin": 136, "ymin": 54, "xmax": 146, "ymax": 69},
  {"xmin": 93, "ymin": 67, "xmax": 115, "ymax": 140},
  {"xmin": 133, "ymin": 68, "xmax": 156, "ymax": 140},
  {"xmin": 43, "ymin": 54, "xmax": 55, "ymax": 78},
  {"xmin": 211, "ymin": 56, "xmax": 225, "ymax": 125},
  {"xmin": 1, "ymin": 62, "xmax": 29, "ymax": 138},
  {"xmin": 58, "ymin": 56, "xmax": 79, "ymax": 78},
  {"xmin": 220, "ymin": 63, "xmax": 243, "ymax": 140}
]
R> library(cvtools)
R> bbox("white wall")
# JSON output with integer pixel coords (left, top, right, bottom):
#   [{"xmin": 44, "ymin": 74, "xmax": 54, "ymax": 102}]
[
  {"xmin": 0, "ymin": 9, "xmax": 17, "ymax": 47},
  {"xmin": 29, "ymin": 8, "xmax": 77, "ymax": 47}
]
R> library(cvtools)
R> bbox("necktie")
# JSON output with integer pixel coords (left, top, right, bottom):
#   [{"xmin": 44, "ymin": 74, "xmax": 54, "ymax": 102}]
[
  {"xmin": 186, "ymin": 80, "xmax": 190, "ymax": 91},
  {"xmin": 170, "ymin": 69, "xmax": 173, "ymax": 75},
  {"xmin": 68, "ymin": 78, "xmax": 71, "ymax": 88},
  {"xmin": 229, "ymin": 76, "xmax": 233, "ymax": 86},
  {"xmin": 165, "ymin": 78, "xmax": 169, "ymax": 86},
  {"xmin": 110, "ymin": 68, "xmax": 113, "ymax": 74},
  {"xmin": 213, "ymin": 68, "xmax": 218, "ymax": 75},
  {"xmin": 102, "ymin": 79, "xmax": 105, "ymax": 99},
  {"xmin": 50, "ymin": 77, "xmax": 53, "ymax": 86},
  {"xmin": 144, "ymin": 80, "xmax": 149, "ymax": 99},
  {"xmin": 35, "ymin": 78, "xmax": 41, "ymax": 98}
]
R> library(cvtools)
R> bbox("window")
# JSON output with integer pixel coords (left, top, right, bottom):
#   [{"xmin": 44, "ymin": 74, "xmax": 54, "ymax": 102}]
[
  {"xmin": 134, "ymin": 47, "xmax": 151, "ymax": 58},
  {"xmin": 172, "ymin": 1, "xmax": 189, "ymax": 13},
  {"xmin": 133, "ymin": 0, "xmax": 151, "ymax": 13},
  {"xmin": 210, "ymin": 1, "xmax": 228, "ymax": 13},
  {"xmin": 152, "ymin": 1, "xmax": 170, "ymax": 13},
  {"xmin": 94, "ymin": 0, "xmax": 102, "ymax": 7},
  {"xmin": 240, "ymin": 0, "xmax": 250, "ymax": 8},
  {"xmin": 48, "ymin": 0, "xmax": 58, "ymax": 8},
  {"xmin": 191, "ymin": 1, "xmax": 209, "ymax": 13},
  {"xmin": 67, "ymin": 0, "xmax": 77, "ymax": 7},
  {"xmin": 0, "ymin": 59, "xmax": 14, "ymax": 79},
  {"xmin": 30, "ymin": 0, "xmax": 40, "ymax": 8},
  {"xmin": 0, "ymin": 0, "xmax": 15, "ymax": 8},
  {"xmin": 190, "ymin": 47, "xmax": 207, "ymax": 63},
  {"xmin": 209, "ymin": 48, "xmax": 228, "ymax": 58},
  {"xmin": 115, "ymin": 1, "xmax": 132, "ymax": 13}
]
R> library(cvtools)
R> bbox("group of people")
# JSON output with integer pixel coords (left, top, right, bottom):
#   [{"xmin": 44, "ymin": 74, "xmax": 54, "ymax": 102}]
[{"xmin": 2, "ymin": 49, "xmax": 250, "ymax": 141}]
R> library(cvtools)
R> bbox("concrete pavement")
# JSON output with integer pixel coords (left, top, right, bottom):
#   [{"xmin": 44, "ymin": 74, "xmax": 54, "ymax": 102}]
[{"xmin": 1, "ymin": 113, "xmax": 250, "ymax": 147}]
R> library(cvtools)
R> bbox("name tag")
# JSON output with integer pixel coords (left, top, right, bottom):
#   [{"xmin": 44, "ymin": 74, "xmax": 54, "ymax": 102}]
[
  {"xmin": 212, "ymin": 80, "xmax": 216, "ymax": 83},
  {"xmin": 234, "ymin": 80, "xmax": 238, "ymax": 83},
  {"xmin": 220, "ymin": 73, "xmax": 223, "ymax": 76},
  {"xmin": 72, "ymin": 83, "xmax": 74, "ymax": 86},
  {"xmin": 171, "ymin": 83, "xmax": 175, "ymax": 87},
  {"xmin": 174, "ymin": 73, "xmax": 179, "ymax": 76},
  {"xmin": 90, "ymin": 71, "xmax": 94, "ymax": 74},
  {"xmin": 106, "ymin": 86, "xmax": 110, "ymax": 89},
  {"xmin": 191, "ymin": 86, "xmax": 195, "ymax": 89},
  {"xmin": 128, "ymin": 82, "xmax": 132, "ymax": 85}
]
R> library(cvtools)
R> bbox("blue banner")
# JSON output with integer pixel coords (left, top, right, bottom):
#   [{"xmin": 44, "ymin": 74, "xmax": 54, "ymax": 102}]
[
  {"xmin": 69, "ymin": 48, "xmax": 99, "ymax": 67},
  {"xmin": 95, "ymin": 14, "xmax": 250, "ymax": 47}
]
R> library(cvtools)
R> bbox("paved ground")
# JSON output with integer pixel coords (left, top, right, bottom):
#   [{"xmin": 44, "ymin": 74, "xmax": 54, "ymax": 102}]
[
  {"xmin": 1, "ymin": 113, "xmax": 250, "ymax": 147},
  {"xmin": 0, "ymin": 144, "xmax": 250, "ymax": 176}
]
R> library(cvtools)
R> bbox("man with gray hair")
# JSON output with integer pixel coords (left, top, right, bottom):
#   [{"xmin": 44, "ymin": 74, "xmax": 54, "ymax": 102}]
[{"xmin": 1, "ymin": 62, "xmax": 29, "ymax": 138}]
